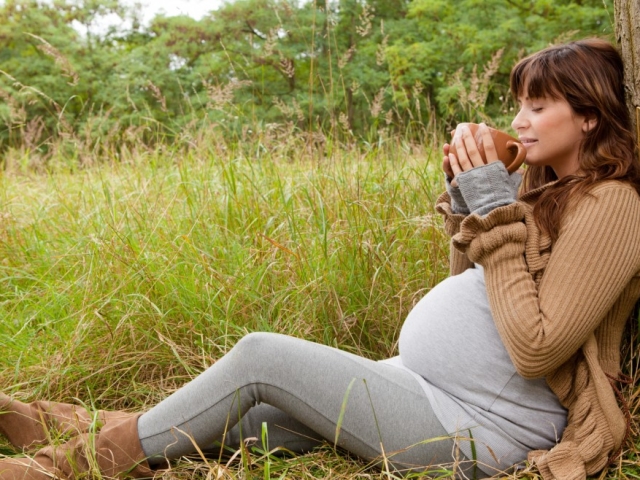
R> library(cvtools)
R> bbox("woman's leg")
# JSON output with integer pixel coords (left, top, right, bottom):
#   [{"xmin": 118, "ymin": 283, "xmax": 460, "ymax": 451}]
[
  {"xmin": 211, "ymin": 402, "xmax": 324, "ymax": 455},
  {"xmin": 137, "ymin": 332, "xmax": 466, "ymax": 474}
]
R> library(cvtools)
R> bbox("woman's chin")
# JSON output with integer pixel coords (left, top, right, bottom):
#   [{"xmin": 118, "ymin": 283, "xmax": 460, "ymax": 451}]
[{"xmin": 523, "ymin": 156, "xmax": 544, "ymax": 168}]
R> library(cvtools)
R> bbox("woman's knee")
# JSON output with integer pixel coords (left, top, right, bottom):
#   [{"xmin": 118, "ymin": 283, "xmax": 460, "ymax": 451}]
[{"xmin": 230, "ymin": 332, "xmax": 284, "ymax": 364}]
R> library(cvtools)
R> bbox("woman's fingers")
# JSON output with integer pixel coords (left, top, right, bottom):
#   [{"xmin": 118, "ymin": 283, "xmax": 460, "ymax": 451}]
[
  {"xmin": 448, "ymin": 153, "xmax": 462, "ymax": 177},
  {"xmin": 460, "ymin": 127, "xmax": 485, "ymax": 168},
  {"xmin": 448, "ymin": 123, "xmax": 500, "ymax": 186},
  {"xmin": 442, "ymin": 143, "xmax": 455, "ymax": 178},
  {"xmin": 454, "ymin": 134, "xmax": 474, "ymax": 172},
  {"xmin": 442, "ymin": 155, "xmax": 455, "ymax": 179},
  {"xmin": 478, "ymin": 123, "xmax": 499, "ymax": 163}
]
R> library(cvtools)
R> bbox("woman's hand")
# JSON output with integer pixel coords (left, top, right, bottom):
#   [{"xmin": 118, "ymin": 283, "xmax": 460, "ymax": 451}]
[
  {"xmin": 445, "ymin": 123, "xmax": 500, "ymax": 186},
  {"xmin": 442, "ymin": 143, "xmax": 455, "ymax": 180}
]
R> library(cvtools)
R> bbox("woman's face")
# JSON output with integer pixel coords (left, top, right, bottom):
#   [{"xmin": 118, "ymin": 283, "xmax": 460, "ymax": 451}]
[{"xmin": 511, "ymin": 94, "xmax": 590, "ymax": 179}]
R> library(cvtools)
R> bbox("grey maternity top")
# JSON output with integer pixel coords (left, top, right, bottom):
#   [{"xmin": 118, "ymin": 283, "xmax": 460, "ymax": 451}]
[{"xmin": 384, "ymin": 264, "xmax": 566, "ymax": 474}]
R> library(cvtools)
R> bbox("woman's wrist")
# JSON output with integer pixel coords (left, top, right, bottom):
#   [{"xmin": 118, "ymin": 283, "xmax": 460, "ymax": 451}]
[
  {"xmin": 445, "ymin": 175, "xmax": 471, "ymax": 215},
  {"xmin": 456, "ymin": 162, "xmax": 520, "ymax": 216}
]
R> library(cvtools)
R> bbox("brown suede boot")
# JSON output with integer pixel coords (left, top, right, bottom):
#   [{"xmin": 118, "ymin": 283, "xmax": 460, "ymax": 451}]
[
  {"xmin": 0, "ymin": 393, "xmax": 134, "ymax": 451},
  {"xmin": 0, "ymin": 414, "xmax": 154, "ymax": 480},
  {"xmin": 0, "ymin": 455, "xmax": 55, "ymax": 480}
]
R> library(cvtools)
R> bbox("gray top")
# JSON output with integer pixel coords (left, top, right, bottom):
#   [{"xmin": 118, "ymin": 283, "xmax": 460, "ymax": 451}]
[{"xmin": 384, "ymin": 264, "xmax": 566, "ymax": 473}]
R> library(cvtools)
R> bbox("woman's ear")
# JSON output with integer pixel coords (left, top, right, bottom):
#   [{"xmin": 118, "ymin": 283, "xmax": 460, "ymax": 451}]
[{"xmin": 582, "ymin": 115, "xmax": 597, "ymax": 133}]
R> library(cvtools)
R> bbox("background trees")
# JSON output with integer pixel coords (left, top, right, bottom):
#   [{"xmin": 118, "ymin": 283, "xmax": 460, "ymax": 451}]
[{"xmin": 0, "ymin": 0, "xmax": 616, "ymax": 157}]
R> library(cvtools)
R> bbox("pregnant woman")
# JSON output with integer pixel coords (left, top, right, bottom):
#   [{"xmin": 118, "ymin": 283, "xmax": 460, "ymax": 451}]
[{"xmin": 1, "ymin": 38, "xmax": 639, "ymax": 480}]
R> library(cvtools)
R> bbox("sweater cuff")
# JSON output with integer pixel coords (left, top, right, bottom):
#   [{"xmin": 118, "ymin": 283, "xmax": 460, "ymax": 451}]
[
  {"xmin": 456, "ymin": 162, "xmax": 518, "ymax": 216},
  {"xmin": 451, "ymin": 202, "xmax": 526, "ymax": 262},
  {"xmin": 435, "ymin": 191, "xmax": 467, "ymax": 236},
  {"xmin": 445, "ymin": 175, "xmax": 470, "ymax": 215}
]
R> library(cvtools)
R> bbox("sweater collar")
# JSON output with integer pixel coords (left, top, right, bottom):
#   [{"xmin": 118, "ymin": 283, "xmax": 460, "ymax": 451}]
[{"xmin": 519, "ymin": 180, "xmax": 559, "ymax": 203}]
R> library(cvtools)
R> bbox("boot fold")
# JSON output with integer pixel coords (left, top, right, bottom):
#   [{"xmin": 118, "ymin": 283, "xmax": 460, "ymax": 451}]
[
  {"xmin": 0, "ymin": 414, "xmax": 154, "ymax": 480},
  {"xmin": 0, "ymin": 393, "xmax": 134, "ymax": 452}
]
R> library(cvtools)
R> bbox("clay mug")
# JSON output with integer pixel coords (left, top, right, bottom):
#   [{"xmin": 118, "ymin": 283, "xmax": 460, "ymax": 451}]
[{"xmin": 449, "ymin": 123, "xmax": 527, "ymax": 173}]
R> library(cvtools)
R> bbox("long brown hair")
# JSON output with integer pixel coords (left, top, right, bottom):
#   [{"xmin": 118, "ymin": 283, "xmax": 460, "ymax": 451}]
[{"xmin": 510, "ymin": 38, "xmax": 640, "ymax": 241}]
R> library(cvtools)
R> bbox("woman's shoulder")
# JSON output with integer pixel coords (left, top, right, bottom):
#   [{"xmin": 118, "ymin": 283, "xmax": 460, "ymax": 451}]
[
  {"xmin": 558, "ymin": 180, "xmax": 640, "ymax": 252},
  {"xmin": 568, "ymin": 180, "xmax": 640, "ymax": 223},
  {"xmin": 590, "ymin": 179, "xmax": 640, "ymax": 194},
  {"xmin": 587, "ymin": 180, "xmax": 640, "ymax": 206}
]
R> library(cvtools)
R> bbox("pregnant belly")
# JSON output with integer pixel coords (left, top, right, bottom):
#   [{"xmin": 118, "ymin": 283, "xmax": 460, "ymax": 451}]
[{"xmin": 398, "ymin": 268, "xmax": 519, "ymax": 408}]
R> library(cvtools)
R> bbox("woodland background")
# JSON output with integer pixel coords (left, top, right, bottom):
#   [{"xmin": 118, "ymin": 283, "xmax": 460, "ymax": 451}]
[{"xmin": 0, "ymin": 0, "xmax": 615, "ymax": 163}]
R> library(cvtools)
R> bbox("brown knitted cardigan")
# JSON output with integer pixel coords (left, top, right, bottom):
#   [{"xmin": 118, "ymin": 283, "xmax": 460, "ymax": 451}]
[{"xmin": 435, "ymin": 180, "xmax": 640, "ymax": 480}]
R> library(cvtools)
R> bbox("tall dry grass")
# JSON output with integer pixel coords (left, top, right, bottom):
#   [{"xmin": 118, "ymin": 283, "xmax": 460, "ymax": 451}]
[{"xmin": 0, "ymin": 137, "xmax": 457, "ymax": 478}]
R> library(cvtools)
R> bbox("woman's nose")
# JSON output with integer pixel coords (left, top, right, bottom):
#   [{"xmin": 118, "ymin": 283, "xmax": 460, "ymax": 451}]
[{"xmin": 511, "ymin": 109, "xmax": 525, "ymax": 132}]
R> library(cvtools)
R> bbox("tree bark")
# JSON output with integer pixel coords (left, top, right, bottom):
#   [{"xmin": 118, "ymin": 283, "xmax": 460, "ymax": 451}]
[{"xmin": 614, "ymin": 0, "xmax": 640, "ymax": 145}]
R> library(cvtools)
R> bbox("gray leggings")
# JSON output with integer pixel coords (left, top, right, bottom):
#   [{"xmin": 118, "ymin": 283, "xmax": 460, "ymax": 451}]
[{"xmin": 137, "ymin": 332, "xmax": 477, "ymax": 475}]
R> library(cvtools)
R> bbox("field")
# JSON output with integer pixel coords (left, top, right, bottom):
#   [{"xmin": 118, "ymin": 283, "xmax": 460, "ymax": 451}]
[{"xmin": 0, "ymin": 137, "xmax": 637, "ymax": 479}]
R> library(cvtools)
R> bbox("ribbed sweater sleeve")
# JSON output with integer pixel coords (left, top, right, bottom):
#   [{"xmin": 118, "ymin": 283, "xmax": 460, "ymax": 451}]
[{"xmin": 453, "ymin": 182, "xmax": 640, "ymax": 379}]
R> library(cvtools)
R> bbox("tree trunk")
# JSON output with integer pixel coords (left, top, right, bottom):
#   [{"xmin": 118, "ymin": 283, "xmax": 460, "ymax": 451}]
[{"xmin": 614, "ymin": 0, "xmax": 640, "ymax": 146}]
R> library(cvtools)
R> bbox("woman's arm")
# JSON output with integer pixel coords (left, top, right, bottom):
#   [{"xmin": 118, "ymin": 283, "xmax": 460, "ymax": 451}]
[
  {"xmin": 456, "ymin": 182, "xmax": 640, "ymax": 378},
  {"xmin": 435, "ymin": 191, "xmax": 474, "ymax": 276},
  {"xmin": 439, "ymin": 137, "xmax": 474, "ymax": 276}
]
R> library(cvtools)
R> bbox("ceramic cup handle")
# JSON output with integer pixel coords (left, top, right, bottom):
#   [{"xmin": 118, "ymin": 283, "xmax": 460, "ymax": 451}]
[{"xmin": 505, "ymin": 140, "xmax": 527, "ymax": 173}]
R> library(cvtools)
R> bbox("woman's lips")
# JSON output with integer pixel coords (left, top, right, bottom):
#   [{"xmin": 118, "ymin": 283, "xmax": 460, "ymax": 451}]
[{"xmin": 519, "ymin": 137, "xmax": 537, "ymax": 146}]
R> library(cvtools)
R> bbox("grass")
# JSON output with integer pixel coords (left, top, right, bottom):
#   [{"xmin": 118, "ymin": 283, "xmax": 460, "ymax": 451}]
[
  {"xmin": 0, "ymin": 138, "xmax": 450, "ymax": 477},
  {"xmin": 0, "ymin": 137, "xmax": 637, "ymax": 479}
]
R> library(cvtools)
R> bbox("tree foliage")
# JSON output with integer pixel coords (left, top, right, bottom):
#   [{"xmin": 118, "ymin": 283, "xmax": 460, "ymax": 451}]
[{"xmin": 0, "ymin": 0, "xmax": 614, "ymax": 157}]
